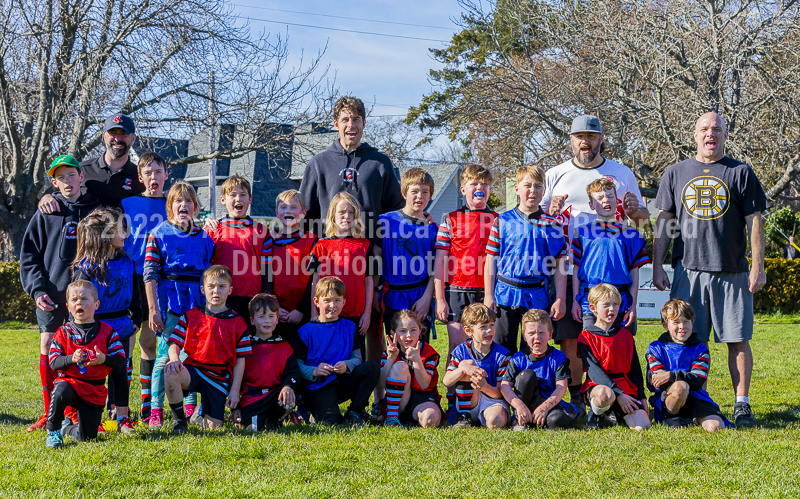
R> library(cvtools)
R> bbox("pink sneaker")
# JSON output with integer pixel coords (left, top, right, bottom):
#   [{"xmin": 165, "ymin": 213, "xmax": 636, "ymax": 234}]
[
  {"xmin": 185, "ymin": 404, "xmax": 196, "ymax": 418},
  {"xmin": 149, "ymin": 408, "xmax": 163, "ymax": 430}
]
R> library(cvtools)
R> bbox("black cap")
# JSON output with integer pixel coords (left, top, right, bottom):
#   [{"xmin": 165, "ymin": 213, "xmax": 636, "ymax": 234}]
[{"xmin": 103, "ymin": 113, "xmax": 135, "ymax": 134}]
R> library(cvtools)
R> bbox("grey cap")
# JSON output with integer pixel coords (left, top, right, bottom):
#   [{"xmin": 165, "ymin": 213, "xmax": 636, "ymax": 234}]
[
  {"xmin": 570, "ymin": 115, "xmax": 602, "ymax": 135},
  {"xmin": 103, "ymin": 113, "xmax": 135, "ymax": 134}
]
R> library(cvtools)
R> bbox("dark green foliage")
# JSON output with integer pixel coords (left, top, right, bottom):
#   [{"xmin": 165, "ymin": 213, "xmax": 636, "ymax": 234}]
[
  {"xmin": 0, "ymin": 262, "xmax": 35, "ymax": 323},
  {"xmin": 754, "ymin": 258, "xmax": 800, "ymax": 314},
  {"xmin": 765, "ymin": 206, "xmax": 800, "ymax": 259}
]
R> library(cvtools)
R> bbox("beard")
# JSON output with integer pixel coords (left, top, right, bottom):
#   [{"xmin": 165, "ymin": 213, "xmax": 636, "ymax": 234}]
[
  {"xmin": 107, "ymin": 140, "xmax": 130, "ymax": 159},
  {"xmin": 573, "ymin": 143, "xmax": 600, "ymax": 165}
]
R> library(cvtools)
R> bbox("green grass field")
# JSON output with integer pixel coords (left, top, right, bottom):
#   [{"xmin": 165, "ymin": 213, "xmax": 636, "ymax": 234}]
[{"xmin": 1, "ymin": 322, "xmax": 800, "ymax": 498}]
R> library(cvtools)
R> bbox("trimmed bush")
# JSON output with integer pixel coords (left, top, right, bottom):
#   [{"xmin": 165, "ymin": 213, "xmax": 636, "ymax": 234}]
[
  {"xmin": 0, "ymin": 262, "xmax": 36, "ymax": 323},
  {"xmin": 754, "ymin": 258, "xmax": 800, "ymax": 314}
]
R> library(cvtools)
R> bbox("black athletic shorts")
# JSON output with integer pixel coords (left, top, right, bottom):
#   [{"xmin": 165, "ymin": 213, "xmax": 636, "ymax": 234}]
[
  {"xmin": 399, "ymin": 390, "xmax": 444, "ymax": 424},
  {"xmin": 36, "ymin": 304, "xmax": 69, "ymax": 334},
  {"xmin": 240, "ymin": 389, "xmax": 287, "ymax": 430},
  {"xmin": 183, "ymin": 364, "xmax": 229, "ymax": 421},
  {"xmin": 663, "ymin": 392, "xmax": 724, "ymax": 421},
  {"xmin": 445, "ymin": 287, "xmax": 484, "ymax": 323}
]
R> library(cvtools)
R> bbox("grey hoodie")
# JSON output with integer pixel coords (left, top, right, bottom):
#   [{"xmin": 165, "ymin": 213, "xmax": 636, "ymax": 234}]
[{"xmin": 299, "ymin": 140, "xmax": 404, "ymax": 243}]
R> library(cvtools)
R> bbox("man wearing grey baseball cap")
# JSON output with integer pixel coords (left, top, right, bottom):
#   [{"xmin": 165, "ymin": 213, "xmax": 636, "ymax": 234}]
[
  {"xmin": 39, "ymin": 113, "xmax": 145, "ymax": 213},
  {"xmin": 540, "ymin": 114, "xmax": 650, "ymax": 416}
]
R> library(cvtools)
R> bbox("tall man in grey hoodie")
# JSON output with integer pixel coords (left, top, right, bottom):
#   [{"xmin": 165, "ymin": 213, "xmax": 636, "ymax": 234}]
[{"xmin": 300, "ymin": 96, "xmax": 405, "ymax": 411}]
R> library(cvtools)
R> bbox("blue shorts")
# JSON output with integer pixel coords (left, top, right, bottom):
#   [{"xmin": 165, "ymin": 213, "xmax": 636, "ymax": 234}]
[{"xmin": 183, "ymin": 364, "xmax": 230, "ymax": 421}]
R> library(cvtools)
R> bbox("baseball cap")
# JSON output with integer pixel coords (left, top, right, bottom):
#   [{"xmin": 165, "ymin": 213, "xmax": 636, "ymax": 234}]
[
  {"xmin": 570, "ymin": 115, "xmax": 603, "ymax": 135},
  {"xmin": 48, "ymin": 155, "xmax": 82, "ymax": 176},
  {"xmin": 103, "ymin": 113, "xmax": 136, "ymax": 134}
]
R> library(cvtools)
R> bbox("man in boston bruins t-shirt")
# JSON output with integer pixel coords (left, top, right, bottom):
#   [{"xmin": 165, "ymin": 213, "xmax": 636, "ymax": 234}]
[{"xmin": 652, "ymin": 112, "xmax": 767, "ymax": 427}]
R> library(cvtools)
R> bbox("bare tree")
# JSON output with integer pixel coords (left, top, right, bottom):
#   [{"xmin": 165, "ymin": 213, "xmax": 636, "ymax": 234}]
[
  {"xmin": 0, "ymin": 0, "xmax": 329, "ymax": 260},
  {"xmin": 409, "ymin": 0, "xmax": 800, "ymax": 199},
  {"xmin": 362, "ymin": 115, "xmax": 434, "ymax": 168}
]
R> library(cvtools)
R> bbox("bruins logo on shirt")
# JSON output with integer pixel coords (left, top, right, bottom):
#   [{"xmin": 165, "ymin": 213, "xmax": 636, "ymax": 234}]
[{"xmin": 681, "ymin": 176, "xmax": 729, "ymax": 220}]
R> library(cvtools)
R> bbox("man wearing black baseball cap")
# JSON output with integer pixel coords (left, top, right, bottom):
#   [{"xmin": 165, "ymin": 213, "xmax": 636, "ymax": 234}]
[{"xmin": 38, "ymin": 113, "xmax": 145, "ymax": 213}]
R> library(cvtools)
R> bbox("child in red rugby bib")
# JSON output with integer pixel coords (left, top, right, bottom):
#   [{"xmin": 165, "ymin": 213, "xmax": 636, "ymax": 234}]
[
  {"xmin": 163, "ymin": 265, "xmax": 252, "ymax": 432},
  {"xmin": 379, "ymin": 310, "xmax": 443, "ymax": 428},
  {"xmin": 45, "ymin": 280, "xmax": 127, "ymax": 448},
  {"xmin": 236, "ymin": 293, "xmax": 301, "ymax": 431},
  {"xmin": 205, "ymin": 175, "xmax": 272, "ymax": 323},
  {"xmin": 578, "ymin": 284, "xmax": 650, "ymax": 431},
  {"xmin": 271, "ymin": 189, "xmax": 317, "ymax": 347},
  {"xmin": 308, "ymin": 192, "xmax": 379, "ymax": 356}
]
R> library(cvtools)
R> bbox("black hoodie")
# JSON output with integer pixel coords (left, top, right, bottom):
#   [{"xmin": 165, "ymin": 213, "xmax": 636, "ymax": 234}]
[
  {"xmin": 299, "ymin": 140, "xmax": 404, "ymax": 244},
  {"xmin": 20, "ymin": 192, "xmax": 100, "ymax": 303}
]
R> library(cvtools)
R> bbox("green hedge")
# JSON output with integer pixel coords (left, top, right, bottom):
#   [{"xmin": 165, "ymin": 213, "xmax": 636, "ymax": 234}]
[
  {"xmin": 0, "ymin": 258, "xmax": 798, "ymax": 323},
  {"xmin": 754, "ymin": 258, "xmax": 800, "ymax": 314},
  {"xmin": 0, "ymin": 262, "xmax": 36, "ymax": 323}
]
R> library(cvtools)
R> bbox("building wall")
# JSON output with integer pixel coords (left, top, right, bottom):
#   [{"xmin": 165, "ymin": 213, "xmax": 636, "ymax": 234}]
[{"xmin": 428, "ymin": 173, "xmax": 462, "ymax": 224}]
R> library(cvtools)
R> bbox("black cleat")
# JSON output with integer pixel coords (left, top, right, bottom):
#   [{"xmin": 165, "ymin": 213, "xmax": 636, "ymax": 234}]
[
  {"xmin": 586, "ymin": 411, "xmax": 601, "ymax": 430},
  {"xmin": 733, "ymin": 402, "xmax": 756, "ymax": 427}
]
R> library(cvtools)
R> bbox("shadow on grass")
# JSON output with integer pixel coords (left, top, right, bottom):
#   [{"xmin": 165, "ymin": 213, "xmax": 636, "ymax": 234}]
[
  {"xmin": 0, "ymin": 413, "xmax": 35, "ymax": 425},
  {"xmin": 128, "ymin": 423, "xmax": 346, "ymax": 441},
  {"xmin": 754, "ymin": 403, "xmax": 800, "ymax": 429}
]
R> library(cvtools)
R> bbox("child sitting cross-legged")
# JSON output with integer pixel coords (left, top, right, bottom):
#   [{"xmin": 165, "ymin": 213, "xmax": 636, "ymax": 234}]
[
  {"xmin": 45, "ymin": 280, "xmax": 127, "ymax": 448},
  {"xmin": 379, "ymin": 310, "xmax": 443, "ymax": 428},
  {"xmin": 501, "ymin": 309, "xmax": 580, "ymax": 431},
  {"xmin": 578, "ymin": 283, "xmax": 650, "ymax": 431},
  {"xmin": 294, "ymin": 276, "xmax": 379, "ymax": 426},
  {"xmin": 443, "ymin": 303, "xmax": 511, "ymax": 429},
  {"xmin": 645, "ymin": 298, "xmax": 728, "ymax": 432},
  {"xmin": 163, "ymin": 265, "xmax": 252, "ymax": 433}
]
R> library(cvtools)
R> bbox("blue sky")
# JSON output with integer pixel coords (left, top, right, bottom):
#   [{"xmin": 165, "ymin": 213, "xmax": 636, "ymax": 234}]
[{"xmin": 231, "ymin": 1, "xmax": 464, "ymax": 120}]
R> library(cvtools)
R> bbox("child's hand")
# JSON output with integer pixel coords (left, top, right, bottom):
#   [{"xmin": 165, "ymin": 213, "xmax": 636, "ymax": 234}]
[
  {"xmin": 225, "ymin": 390, "xmax": 240, "ymax": 409},
  {"xmin": 312, "ymin": 364, "xmax": 334, "ymax": 378},
  {"xmin": 436, "ymin": 300, "xmax": 449, "ymax": 323},
  {"xmin": 651, "ymin": 369, "xmax": 670, "ymax": 388},
  {"xmin": 483, "ymin": 296, "xmax": 496, "ymax": 313},
  {"xmin": 164, "ymin": 359, "xmax": 183, "ymax": 376},
  {"xmin": 617, "ymin": 393, "xmax": 638, "ymax": 415},
  {"xmin": 623, "ymin": 307, "xmax": 636, "ymax": 327},
  {"xmin": 548, "ymin": 194, "xmax": 569, "ymax": 216},
  {"xmin": 405, "ymin": 341, "xmax": 422, "ymax": 365},
  {"xmin": 231, "ymin": 409, "xmax": 241, "ymax": 425},
  {"xmin": 470, "ymin": 373, "xmax": 487, "ymax": 390},
  {"xmin": 358, "ymin": 311, "xmax": 370, "ymax": 335},
  {"xmin": 203, "ymin": 217, "xmax": 219, "ymax": 232},
  {"xmin": 85, "ymin": 346, "xmax": 105, "ymax": 366},
  {"xmin": 149, "ymin": 310, "xmax": 165, "ymax": 335},
  {"xmin": 511, "ymin": 399, "xmax": 531, "ymax": 425},
  {"xmin": 550, "ymin": 298, "xmax": 565, "ymax": 321},
  {"xmin": 71, "ymin": 349, "xmax": 87, "ymax": 364},
  {"xmin": 286, "ymin": 310, "xmax": 303, "ymax": 324},
  {"xmin": 386, "ymin": 335, "xmax": 400, "ymax": 361},
  {"xmin": 411, "ymin": 296, "xmax": 431, "ymax": 322},
  {"xmin": 278, "ymin": 386, "xmax": 296, "ymax": 408},
  {"xmin": 332, "ymin": 361, "xmax": 347, "ymax": 374},
  {"xmin": 571, "ymin": 300, "xmax": 582, "ymax": 323},
  {"xmin": 279, "ymin": 307, "xmax": 289, "ymax": 321},
  {"xmin": 532, "ymin": 401, "xmax": 551, "ymax": 426}
]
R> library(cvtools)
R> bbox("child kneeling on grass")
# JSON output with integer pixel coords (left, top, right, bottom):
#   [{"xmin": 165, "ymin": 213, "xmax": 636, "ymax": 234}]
[
  {"xmin": 294, "ymin": 276, "xmax": 379, "ymax": 425},
  {"xmin": 379, "ymin": 310, "xmax": 443, "ymax": 428},
  {"xmin": 578, "ymin": 284, "xmax": 650, "ymax": 431},
  {"xmin": 645, "ymin": 298, "xmax": 728, "ymax": 432},
  {"xmin": 443, "ymin": 303, "xmax": 511, "ymax": 429},
  {"xmin": 501, "ymin": 309, "xmax": 580, "ymax": 431},
  {"xmin": 164, "ymin": 265, "xmax": 252, "ymax": 433},
  {"xmin": 46, "ymin": 280, "xmax": 127, "ymax": 448},
  {"xmin": 236, "ymin": 293, "xmax": 301, "ymax": 431}
]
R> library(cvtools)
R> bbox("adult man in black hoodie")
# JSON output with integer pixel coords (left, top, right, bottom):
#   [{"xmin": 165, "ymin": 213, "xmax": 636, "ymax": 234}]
[
  {"xmin": 20, "ymin": 155, "xmax": 100, "ymax": 431},
  {"xmin": 300, "ymin": 96, "xmax": 405, "ymax": 412},
  {"xmin": 300, "ymin": 96, "xmax": 404, "ymax": 243}
]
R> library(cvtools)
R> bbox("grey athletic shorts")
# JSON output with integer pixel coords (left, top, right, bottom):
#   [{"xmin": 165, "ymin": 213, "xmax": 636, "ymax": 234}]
[
  {"xmin": 671, "ymin": 261, "xmax": 753, "ymax": 343},
  {"xmin": 470, "ymin": 392, "xmax": 510, "ymax": 427}
]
